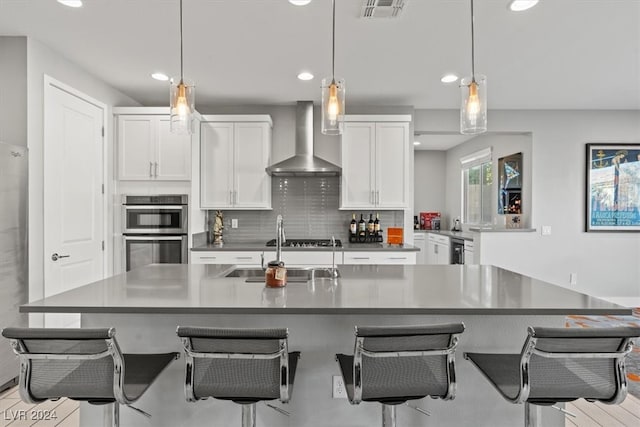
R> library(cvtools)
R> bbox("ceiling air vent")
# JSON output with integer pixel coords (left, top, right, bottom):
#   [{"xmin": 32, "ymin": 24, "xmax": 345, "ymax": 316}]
[{"xmin": 361, "ymin": 0, "xmax": 407, "ymax": 18}]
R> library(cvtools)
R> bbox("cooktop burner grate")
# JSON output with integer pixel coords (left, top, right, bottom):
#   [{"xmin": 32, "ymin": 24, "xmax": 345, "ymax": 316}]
[{"xmin": 265, "ymin": 238, "xmax": 342, "ymax": 248}]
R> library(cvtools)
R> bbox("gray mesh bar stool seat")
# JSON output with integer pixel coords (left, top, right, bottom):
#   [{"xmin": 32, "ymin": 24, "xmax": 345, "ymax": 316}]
[
  {"xmin": 464, "ymin": 326, "xmax": 640, "ymax": 427},
  {"xmin": 176, "ymin": 326, "xmax": 301, "ymax": 427},
  {"xmin": 335, "ymin": 323, "xmax": 465, "ymax": 427},
  {"xmin": 1, "ymin": 327, "xmax": 179, "ymax": 427}
]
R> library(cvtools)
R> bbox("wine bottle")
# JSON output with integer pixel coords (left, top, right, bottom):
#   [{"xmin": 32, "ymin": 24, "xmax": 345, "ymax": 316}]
[
  {"xmin": 374, "ymin": 212, "xmax": 380, "ymax": 234},
  {"xmin": 358, "ymin": 214, "xmax": 366, "ymax": 233},
  {"xmin": 368, "ymin": 213, "xmax": 375, "ymax": 233},
  {"xmin": 350, "ymin": 214, "xmax": 357, "ymax": 236}
]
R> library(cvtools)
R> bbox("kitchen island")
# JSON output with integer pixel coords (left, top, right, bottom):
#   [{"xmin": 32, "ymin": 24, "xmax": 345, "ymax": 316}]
[{"xmin": 20, "ymin": 264, "xmax": 629, "ymax": 427}]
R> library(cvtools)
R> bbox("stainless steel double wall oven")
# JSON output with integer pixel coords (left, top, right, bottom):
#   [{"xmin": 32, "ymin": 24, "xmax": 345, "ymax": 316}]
[{"xmin": 122, "ymin": 195, "xmax": 188, "ymax": 271}]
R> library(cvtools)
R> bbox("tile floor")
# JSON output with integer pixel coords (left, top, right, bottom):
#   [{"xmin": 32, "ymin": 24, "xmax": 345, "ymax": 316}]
[
  {"xmin": 1, "ymin": 384, "xmax": 640, "ymax": 426},
  {"xmin": 0, "ymin": 387, "xmax": 78, "ymax": 427}
]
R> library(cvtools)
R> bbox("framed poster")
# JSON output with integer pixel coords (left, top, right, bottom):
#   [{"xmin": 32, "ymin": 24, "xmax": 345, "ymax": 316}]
[{"xmin": 586, "ymin": 143, "xmax": 640, "ymax": 231}]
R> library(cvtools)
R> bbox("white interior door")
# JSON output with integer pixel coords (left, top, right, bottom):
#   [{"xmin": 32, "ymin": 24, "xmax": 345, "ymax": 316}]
[{"xmin": 44, "ymin": 81, "xmax": 105, "ymax": 328}]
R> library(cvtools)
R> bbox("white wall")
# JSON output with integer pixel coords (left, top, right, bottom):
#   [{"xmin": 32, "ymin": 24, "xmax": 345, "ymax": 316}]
[
  {"xmin": 0, "ymin": 37, "xmax": 27, "ymax": 148},
  {"xmin": 26, "ymin": 38, "xmax": 139, "ymax": 306},
  {"xmin": 444, "ymin": 133, "xmax": 532, "ymax": 229},
  {"xmin": 415, "ymin": 109, "xmax": 640, "ymax": 299},
  {"xmin": 414, "ymin": 150, "xmax": 446, "ymax": 215}
]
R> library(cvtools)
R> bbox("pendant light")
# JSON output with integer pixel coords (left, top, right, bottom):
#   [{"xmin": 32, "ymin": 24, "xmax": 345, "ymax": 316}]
[
  {"xmin": 321, "ymin": 0, "xmax": 345, "ymax": 135},
  {"xmin": 170, "ymin": 0, "xmax": 194, "ymax": 134},
  {"xmin": 460, "ymin": 0, "xmax": 487, "ymax": 135}
]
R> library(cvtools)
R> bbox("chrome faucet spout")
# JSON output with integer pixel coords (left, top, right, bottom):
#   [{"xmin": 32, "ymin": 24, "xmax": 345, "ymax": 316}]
[
  {"xmin": 330, "ymin": 236, "xmax": 338, "ymax": 279},
  {"xmin": 276, "ymin": 215, "xmax": 285, "ymax": 263}
]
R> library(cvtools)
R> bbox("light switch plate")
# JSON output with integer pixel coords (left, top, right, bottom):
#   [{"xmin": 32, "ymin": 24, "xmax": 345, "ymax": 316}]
[{"xmin": 231, "ymin": 219, "xmax": 238, "ymax": 229}]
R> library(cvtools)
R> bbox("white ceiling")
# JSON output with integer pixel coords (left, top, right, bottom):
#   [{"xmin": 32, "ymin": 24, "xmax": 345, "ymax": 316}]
[
  {"xmin": 1, "ymin": 0, "xmax": 639, "ymax": 110},
  {"xmin": 413, "ymin": 133, "xmax": 476, "ymax": 150}
]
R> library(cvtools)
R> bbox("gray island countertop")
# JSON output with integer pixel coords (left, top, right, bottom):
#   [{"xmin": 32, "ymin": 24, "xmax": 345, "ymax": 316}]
[{"xmin": 21, "ymin": 264, "xmax": 629, "ymax": 316}]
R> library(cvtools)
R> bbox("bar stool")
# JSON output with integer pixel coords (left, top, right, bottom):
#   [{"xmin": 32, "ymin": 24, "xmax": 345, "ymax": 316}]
[
  {"xmin": 335, "ymin": 323, "xmax": 465, "ymax": 427},
  {"xmin": 1, "ymin": 327, "xmax": 179, "ymax": 427},
  {"xmin": 176, "ymin": 326, "xmax": 301, "ymax": 427},
  {"xmin": 464, "ymin": 325, "xmax": 640, "ymax": 427}
]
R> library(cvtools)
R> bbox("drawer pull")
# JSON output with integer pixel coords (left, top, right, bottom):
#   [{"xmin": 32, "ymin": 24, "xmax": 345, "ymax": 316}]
[
  {"xmin": 199, "ymin": 256, "xmax": 217, "ymax": 259},
  {"xmin": 351, "ymin": 257, "xmax": 370, "ymax": 260},
  {"xmin": 235, "ymin": 257, "xmax": 253, "ymax": 260},
  {"xmin": 388, "ymin": 257, "xmax": 407, "ymax": 260}
]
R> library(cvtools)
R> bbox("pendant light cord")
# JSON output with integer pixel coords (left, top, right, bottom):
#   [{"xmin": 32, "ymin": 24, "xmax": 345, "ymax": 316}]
[
  {"xmin": 331, "ymin": 0, "xmax": 336, "ymax": 81},
  {"xmin": 470, "ymin": 0, "xmax": 476, "ymax": 82},
  {"xmin": 180, "ymin": 0, "xmax": 184, "ymax": 83}
]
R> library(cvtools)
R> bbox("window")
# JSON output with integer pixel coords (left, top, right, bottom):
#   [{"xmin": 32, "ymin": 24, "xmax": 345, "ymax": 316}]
[{"xmin": 461, "ymin": 148, "xmax": 493, "ymax": 225}]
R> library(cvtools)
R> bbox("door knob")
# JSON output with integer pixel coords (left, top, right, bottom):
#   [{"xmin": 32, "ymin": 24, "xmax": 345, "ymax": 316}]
[{"xmin": 51, "ymin": 253, "xmax": 70, "ymax": 261}]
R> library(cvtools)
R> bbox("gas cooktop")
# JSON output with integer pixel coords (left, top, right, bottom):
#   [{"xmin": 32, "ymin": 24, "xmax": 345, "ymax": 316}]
[{"xmin": 265, "ymin": 239, "xmax": 342, "ymax": 248}]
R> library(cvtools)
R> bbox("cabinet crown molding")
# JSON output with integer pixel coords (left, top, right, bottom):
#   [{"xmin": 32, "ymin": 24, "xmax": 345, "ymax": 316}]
[
  {"xmin": 200, "ymin": 115, "xmax": 273, "ymax": 127},
  {"xmin": 343, "ymin": 115, "xmax": 412, "ymax": 123}
]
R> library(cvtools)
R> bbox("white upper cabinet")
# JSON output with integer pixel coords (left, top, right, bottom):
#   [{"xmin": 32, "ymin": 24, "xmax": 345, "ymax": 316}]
[
  {"xmin": 341, "ymin": 116, "xmax": 410, "ymax": 209},
  {"xmin": 116, "ymin": 109, "xmax": 191, "ymax": 181},
  {"xmin": 200, "ymin": 116, "xmax": 272, "ymax": 210}
]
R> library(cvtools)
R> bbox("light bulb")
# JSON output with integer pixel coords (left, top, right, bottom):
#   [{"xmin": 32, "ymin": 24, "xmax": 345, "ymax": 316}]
[
  {"xmin": 465, "ymin": 81, "xmax": 481, "ymax": 120},
  {"xmin": 174, "ymin": 82, "xmax": 190, "ymax": 118},
  {"xmin": 327, "ymin": 82, "xmax": 340, "ymax": 123}
]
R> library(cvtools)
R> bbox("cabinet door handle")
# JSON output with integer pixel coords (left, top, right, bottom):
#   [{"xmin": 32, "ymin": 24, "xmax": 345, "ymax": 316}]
[
  {"xmin": 435, "ymin": 245, "xmax": 438, "ymax": 254},
  {"xmin": 229, "ymin": 191, "xmax": 233, "ymax": 205},
  {"xmin": 149, "ymin": 161, "xmax": 153, "ymax": 177},
  {"xmin": 199, "ymin": 256, "xmax": 217, "ymax": 260},
  {"xmin": 234, "ymin": 191, "xmax": 237, "ymax": 204},
  {"xmin": 376, "ymin": 191, "xmax": 379, "ymax": 205},
  {"xmin": 370, "ymin": 190, "xmax": 374, "ymax": 204},
  {"xmin": 235, "ymin": 256, "xmax": 253, "ymax": 260},
  {"xmin": 154, "ymin": 162, "xmax": 158, "ymax": 177},
  {"xmin": 352, "ymin": 257, "xmax": 370, "ymax": 260},
  {"xmin": 388, "ymin": 257, "xmax": 407, "ymax": 260}
]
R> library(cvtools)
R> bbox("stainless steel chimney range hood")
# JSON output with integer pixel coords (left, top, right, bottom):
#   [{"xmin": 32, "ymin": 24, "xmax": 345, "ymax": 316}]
[{"xmin": 266, "ymin": 101, "xmax": 342, "ymax": 177}]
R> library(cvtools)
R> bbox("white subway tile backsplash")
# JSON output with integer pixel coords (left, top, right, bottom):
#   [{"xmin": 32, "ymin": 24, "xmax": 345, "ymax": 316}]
[{"xmin": 207, "ymin": 177, "xmax": 403, "ymax": 242}]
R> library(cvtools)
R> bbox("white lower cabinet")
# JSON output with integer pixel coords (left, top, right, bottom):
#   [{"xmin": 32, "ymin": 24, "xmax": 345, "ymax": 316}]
[
  {"xmin": 342, "ymin": 251, "xmax": 416, "ymax": 265},
  {"xmin": 191, "ymin": 251, "xmax": 263, "ymax": 266},
  {"xmin": 413, "ymin": 233, "xmax": 427, "ymax": 264},
  {"xmin": 426, "ymin": 234, "xmax": 450, "ymax": 265},
  {"xmin": 464, "ymin": 240, "xmax": 475, "ymax": 264},
  {"xmin": 263, "ymin": 251, "xmax": 337, "ymax": 267}
]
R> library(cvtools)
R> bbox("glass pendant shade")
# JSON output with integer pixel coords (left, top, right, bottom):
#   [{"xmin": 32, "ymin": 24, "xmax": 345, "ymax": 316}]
[
  {"xmin": 170, "ymin": 79, "xmax": 194, "ymax": 134},
  {"xmin": 321, "ymin": 77, "xmax": 345, "ymax": 135},
  {"xmin": 460, "ymin": 75, "xmax": 487, "ymax": 135}
]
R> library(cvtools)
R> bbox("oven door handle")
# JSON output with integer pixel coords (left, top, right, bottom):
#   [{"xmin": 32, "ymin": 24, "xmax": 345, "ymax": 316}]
[
  {"xmin": 123, "ymin": 235, "xmax": 185, "ymax": 241},
  {"xmin": 123, "ymin": 205, "xmax": 186, "ymax": 210}
]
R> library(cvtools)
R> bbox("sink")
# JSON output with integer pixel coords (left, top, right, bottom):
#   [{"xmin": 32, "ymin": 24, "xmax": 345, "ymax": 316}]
[{"xmin": 224, "ymin": 267, "xmax": 339, "ymax": 283}]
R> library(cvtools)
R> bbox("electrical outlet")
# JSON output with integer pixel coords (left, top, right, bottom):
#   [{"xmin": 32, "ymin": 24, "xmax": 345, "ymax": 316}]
[
  {"xmin": 570, "ymin": 273, "xmax": 578, "ymax": 285},
  {"xmin": 541, "ymin": 226, "xmax": 552, "ymax": 236},
  {"xmin": 231, "ymin": 219, "xmax": 238, "ymax": 229},
  {"xmin": 332, "ymin": 375, "xmax": 347, "ymax": 399}
]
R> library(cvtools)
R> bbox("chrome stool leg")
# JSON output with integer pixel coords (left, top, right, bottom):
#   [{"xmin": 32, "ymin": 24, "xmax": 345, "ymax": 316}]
[
  {"xmin": 104, "ymin": 403, "xmax": 119, "ymax": 427},
  {"xmin": 524, "ymin": 402, "xmax": 538, "ymax": 427},
  {"xmin": 241, "ymin": 403, "xmax": 256, "ymax": 427},
  {"xmin": 381, "ymin": 404, "xmax": 396, "ymax": 427}
]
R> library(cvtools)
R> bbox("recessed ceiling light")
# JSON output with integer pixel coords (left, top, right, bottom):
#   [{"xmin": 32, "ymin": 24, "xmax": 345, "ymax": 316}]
[
  {"xmin": 508, "ymin": 0, "xmax": 539, "ymax": 12},
  {"xmin": 289, "ymin": 0, "xmax": 312, "ymax": 5},
  {"xmin": 297, "ymin": 72, "xmax": 314, "ymax": 81},
  {"xmin": 413, "ymin": 141, "xmax": 421, "ymax": 146},
  {"xmin": 441, "ymin": 74, "xmax": 459, "ymax": 83},
  {"xmin": 57, "ymin": 0, "xmax": 83, "ymax": 8},
  {"xmin": 151, "ymin": 73, "xmax": 169, "ymax": 81}
]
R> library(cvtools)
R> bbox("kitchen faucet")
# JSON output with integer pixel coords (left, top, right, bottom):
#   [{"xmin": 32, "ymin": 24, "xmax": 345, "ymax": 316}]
[{"xmin": 276, "ymin": 214, "xmax": 286, "ymax": 264}]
